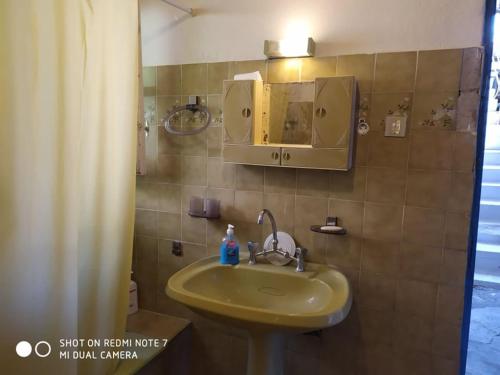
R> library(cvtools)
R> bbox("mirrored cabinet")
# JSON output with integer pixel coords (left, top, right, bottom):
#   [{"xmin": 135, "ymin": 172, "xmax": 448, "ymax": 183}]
[{"xmin": 222, "ymin": 76, "xmax": 356, "ymax": 171}]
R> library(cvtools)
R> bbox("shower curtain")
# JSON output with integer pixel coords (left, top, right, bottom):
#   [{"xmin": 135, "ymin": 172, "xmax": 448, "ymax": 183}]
[{"xmin": 0, "ymin": 1, "xmax": 138, "ymax": 374}]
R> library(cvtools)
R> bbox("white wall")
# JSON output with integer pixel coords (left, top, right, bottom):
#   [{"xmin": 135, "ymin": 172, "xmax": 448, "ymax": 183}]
[{"xmin": 140, "ymin": 0, "xmax": 485, "ymax": 66}]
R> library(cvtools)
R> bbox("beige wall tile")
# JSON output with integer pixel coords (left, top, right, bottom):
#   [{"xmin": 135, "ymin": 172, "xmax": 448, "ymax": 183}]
[
  {"xmin": 143, "ymin": 66, "xmax": 157, "ymax": 95},
  {"xmin": 326, "ymin": 236, "xmax": 362, "ymax": 269},
  {"xmin": 436, "ymin": 285, "xmax": 464, "ymax": 325},
  {"xmin": 134, "ymin": 49, "xmax": 481, "ymax": 374},
  {"xmin": 133, "ymin": 235, "xmax": 158, "ymax": 309},
  {"xmin": 411, "ymin": 91, "xmax": 458, "ymax": 130},
  {"xmin": 156, "ymin": 95, "xmax": 182, "ymax": 126},
  {"xmin": 234, "ymin": 191, "xmax": 264, "ymax": 223},
  {"xmin": 453, "ymin": 132, "xmax": 476, "ymax": 172},
  {"xmin": 297, "ymin": 169, "xmax": 330, "ymax": 197},
  {"xmin": 207, "ymin": 62, "xmax": 228, "ymax": 94},
  {"xmin": 363, "ymin": 202, "xmax": 403, "ymax": 242},
  {"xmin": 403, "ymin": 206, "xmax": 445, "ymax": 247},
  {"xmin": 157, "ymin": 65, "xmax": 181, "ymax": 95},
  {"xmin": 406, "ymin": 170, "xmax": 452, "ymax": 209},
  {"xmin": 461, "ymin": 47, "xmax": 483, "ymax": 91},
  {"xmin": 374, "ymin": 52, "xmax": 417, "ymax": 93},
  {"xmin": 366, "ymin": 167, "xmax": 406, "ymax": 204},
  {"xmin": 336, "ymin": 54, "xmax": 375, "ymax": 93},
  {"xmin": 207, "ymin": 188, "xmax": 235, "ymax": 220},
  {"xmin": 367, "ymin": 131, "xmax": 409, "ymax": 169},
  {"xmin": 182, "ymin": 156, "xmax": 207, "ymax": 186},
  {"xmin": 330, "ymin": 167, "xmax": 366, "ymax": 201},
  {"xmin": 207, "ymin": 157, "xmax": 235, "ymax": 188},
  {"xmin": 415, "ymin": 49, "xmax": 462, "ymax": 92},
  {"xmin": 182, "ymin": 63, "xmax": 208, "ymax": 95},
  {"xmin": 158, "ymin": 212, "xmax": 181, "ymax": 240},
  {"xmin": 396, "ymin": 279, "xmax": 437, "ymax": 321},
  {"xmin": 329, "ymin": 199, "xmax": 364, "ymax": 236},
  {"xmin": 354, "ymin": 133, "xmax": 370, "ymax": 167},
  {"xmin": 264, "ymin": 167, "xmax": 297, "ymax": 194},
  {"xmin": 359, "ymin": 308, "xmax": 394, "ymax": 345},
  {"xmin": 181, "ymin": 184, "xmax": 207, "ymax": 207},
  {"xmin": 432, "ymin": 323, "xmax": 461, "ymax": 360},
  {"xmin": 207, "ymin": 126, "xmax": 222, "ymax": 157},
  {"xmin": 301, "ymin": 57, "xmax": 337, "ymax": 81},
  {"xmin": 292, "ymin": 229, "xmax": 326, "ymax": 263},
  {"xmin": 236, "ymin": 164, "xmax": 264, "ymax": 191},
  {"xmin": 394, "ymin": 313, "xmax": 433, "ymax": 352},
  {"xmin": 357, "ymin": 343, "xmax": 395, "ymax": 375},
  {"xmin": 267, "ymin": 58, "xmax": 301, "ymax": 83},
  {"xmin": 263, "ymin": 193, "xmax": 295, "ymax": 225},
  {"xmin": 400, "ymin": 242, "xmax": 442, "ymax": 283},
  {"xmin": 432, "ymin": 356, "xmax": 459, "ymax": 375},
  {"xmin": 409, "ymin": 130, "xmax": 454, "ymax": 170},
  {"xmin": 370, "ymin": 93, "xmax": 413, "ymax": 131},
  {"xmin": 181, "ymin": 214, "xmax": 207, "ymax": 244},
  {"xmin": 360, "ymin": 239, "xmax": 399, "ymax": 276},
  {"xmin": 447, "ymin": 172, "xmax": 474, "ymax": 213},
  {"xmin": 456, "ymin": 91, "xmax": 480, "ymax": 132},
  {"xmin": 136, "ymin": 182, "xmax": 159, "ymax": 209},
  {"xmin": 294, "ymin": 195, "xmax": 328, "ymax": 230},
  {"xmin": 393, "ymin": 349, "xmax": 432, "ymax": 375},
  {"xmin": 135, "ymin": 209, "xmax": 158, "ymax": 237},
  {"xmin": 158, "ymin": 124, "xmax": 183, "ymax": 155},
  {"xmin": 182, "ymin": 131, "xmax": 207, "ymax": 156},
  {"xmin": 441, "ymin": 248, "xmax": 467, "ymax": 286},
  {"xmin": 157, "ymin": 154, "xmax": 182, "ymax": 183},
  {"xmin": 359, "ymin": 272, "xmax": 396, "ymax": 311},
  {"xmin": 158, "ymin": 183, "xmax": 181, "ymax": 213},
  {"xmin": 207, "ymin": 95, "xmax": 223, "ymax": 126}
]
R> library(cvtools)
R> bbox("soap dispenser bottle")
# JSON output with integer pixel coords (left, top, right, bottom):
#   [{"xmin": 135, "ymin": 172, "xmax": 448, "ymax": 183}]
[{"xmin": 220, "ymin": 224, "xmax": 240, "ymax": 265}]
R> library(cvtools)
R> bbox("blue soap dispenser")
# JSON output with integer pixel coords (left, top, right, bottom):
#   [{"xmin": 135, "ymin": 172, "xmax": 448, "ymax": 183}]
[{"xmin": 220, "ymin": 224, "xmax": 239, "ymax": 265}]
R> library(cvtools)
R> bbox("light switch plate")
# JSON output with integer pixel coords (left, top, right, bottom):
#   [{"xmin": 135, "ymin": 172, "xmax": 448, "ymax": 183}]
[{"xmin": 384, "ymin": 115, "xmax": 407, "ymax": 137}]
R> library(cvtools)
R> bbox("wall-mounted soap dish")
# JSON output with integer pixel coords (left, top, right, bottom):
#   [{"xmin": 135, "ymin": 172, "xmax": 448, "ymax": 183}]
[
  {"xmin": 310, "ymin": 217, "xmax": 346, "ymax": 235},
  {"xmin": 188, "ymin": 196, "xmax": 220, "ymax": 219}
]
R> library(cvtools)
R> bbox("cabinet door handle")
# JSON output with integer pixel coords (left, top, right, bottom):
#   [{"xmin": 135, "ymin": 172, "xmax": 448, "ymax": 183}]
[
  {"xmin": 242, "ymin": 108, "xmax": 252, "ymax": 118},
  {"xmin": 271, "ymin": 151, "xmax": 279, "ymax": 160},
  {"xmin": 282, "ymin": 152, "xmax": 291, "ymax": 161},
  {"xmin": 315, "ymin": 107, "xmax": 326, "ymax": 118}
]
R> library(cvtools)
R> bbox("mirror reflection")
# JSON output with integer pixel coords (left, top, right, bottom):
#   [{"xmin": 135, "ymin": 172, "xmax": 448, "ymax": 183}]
[{"xmin": 265, "ymin": 82, "xmax": 315, "ymax": 145}]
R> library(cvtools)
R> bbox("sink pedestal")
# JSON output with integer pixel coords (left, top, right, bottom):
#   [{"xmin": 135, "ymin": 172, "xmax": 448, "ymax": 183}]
[{"xmin": 247, "ymin": 331, "xmax": 285, "ymax": 375}]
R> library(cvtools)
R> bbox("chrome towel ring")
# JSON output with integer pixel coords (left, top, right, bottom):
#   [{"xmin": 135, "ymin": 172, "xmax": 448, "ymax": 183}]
[{"xmin": 163, "ymin": 96, "xmax": 211, "ymax": 136}]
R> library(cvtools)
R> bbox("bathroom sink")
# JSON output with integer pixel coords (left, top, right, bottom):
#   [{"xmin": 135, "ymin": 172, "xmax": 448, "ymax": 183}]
[
  {"xmin": 166, "ymin": 255, "xmax": 351, "ymax": 331},
  {"xmin": 166, "ymin": 256, "xmax": 351, "ymax": 375}
]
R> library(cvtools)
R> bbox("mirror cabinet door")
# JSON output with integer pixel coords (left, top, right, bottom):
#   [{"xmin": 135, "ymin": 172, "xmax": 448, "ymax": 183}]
[
  {"xmin": 281, "ymin": 147, "xmax": 350, "ymax": 170},
  {"xmin": 312, "ymin": 76, "xmax": 355, "ymax": 148},
  {"xmin": 223, "ymin": 144, "xmax": 281, "ymax": 166},
  {"xmin": 223, "ymin": 80, "xmax": 262, "ymax": 145}
]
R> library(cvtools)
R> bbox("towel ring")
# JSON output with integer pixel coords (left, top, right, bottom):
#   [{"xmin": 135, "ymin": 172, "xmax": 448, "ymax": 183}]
[{"xmin": 163, "ymin": 102, "xmax": 211, "ymax": 136}]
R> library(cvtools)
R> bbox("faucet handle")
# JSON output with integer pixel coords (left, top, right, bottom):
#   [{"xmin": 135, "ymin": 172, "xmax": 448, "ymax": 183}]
[
  {"xmin": 295, "ymin": 247, "xmax": 307, "ymax": 257},
  {"xmin": 248, "ymin": 241, "xmax": 259, "ymax": 265},
  {"xmin": 295, "ymin": 247, "xmax": 307, "ymax": 272}
]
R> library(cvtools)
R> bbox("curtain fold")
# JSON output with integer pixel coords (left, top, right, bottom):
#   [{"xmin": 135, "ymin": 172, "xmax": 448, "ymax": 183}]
[{"xmin": 0, "ymin": 1, "xmax": 138, "ymax": 374}]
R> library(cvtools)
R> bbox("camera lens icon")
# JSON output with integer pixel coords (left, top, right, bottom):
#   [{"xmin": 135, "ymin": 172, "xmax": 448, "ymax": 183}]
[
  {"xmin": 16, "ymin": 341, "xmax": 32, "ymax": 358},
  {"xmin": 16, "ymin": 341, "xmax": 51, "ymax": 358}
]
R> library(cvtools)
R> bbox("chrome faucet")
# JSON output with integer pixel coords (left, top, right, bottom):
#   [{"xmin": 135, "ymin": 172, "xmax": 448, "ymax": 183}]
[
  {"xmin": 257, "ymin": 209, "xmax": 279, "ymax": 251},
  {"xmin": 249, "ymin": 209, "xmax": 307, "ymax": 272}
]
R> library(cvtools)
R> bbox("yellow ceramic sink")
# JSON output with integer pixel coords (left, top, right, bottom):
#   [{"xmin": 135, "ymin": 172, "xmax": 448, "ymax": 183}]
[{"xmin": 166, "ymin": 255, "xmax": 351, "ymax": 331}]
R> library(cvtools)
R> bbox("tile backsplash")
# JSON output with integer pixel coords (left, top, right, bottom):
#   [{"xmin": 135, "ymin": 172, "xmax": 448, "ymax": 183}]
[{"xmin": 134, "ymin": 47, "xmax": 482, "ymax": 374}]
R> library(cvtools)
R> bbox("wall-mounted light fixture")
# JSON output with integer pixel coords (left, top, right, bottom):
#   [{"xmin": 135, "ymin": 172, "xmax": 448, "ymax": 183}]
[{"xmin": 264, "ymin": 37, "xmax": 315, "ymax": 59}]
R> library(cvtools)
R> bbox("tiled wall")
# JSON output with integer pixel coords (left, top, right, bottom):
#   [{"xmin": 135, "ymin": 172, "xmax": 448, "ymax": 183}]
[{"xmin": 133, "ymin": 48, "xmax": 482, "ymax": 374}]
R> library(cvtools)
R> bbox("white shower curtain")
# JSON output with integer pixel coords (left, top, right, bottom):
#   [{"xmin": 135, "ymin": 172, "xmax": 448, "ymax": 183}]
[{"xmin": 0, "ymin": 1, "xmax": 138, "ymax": 374}]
